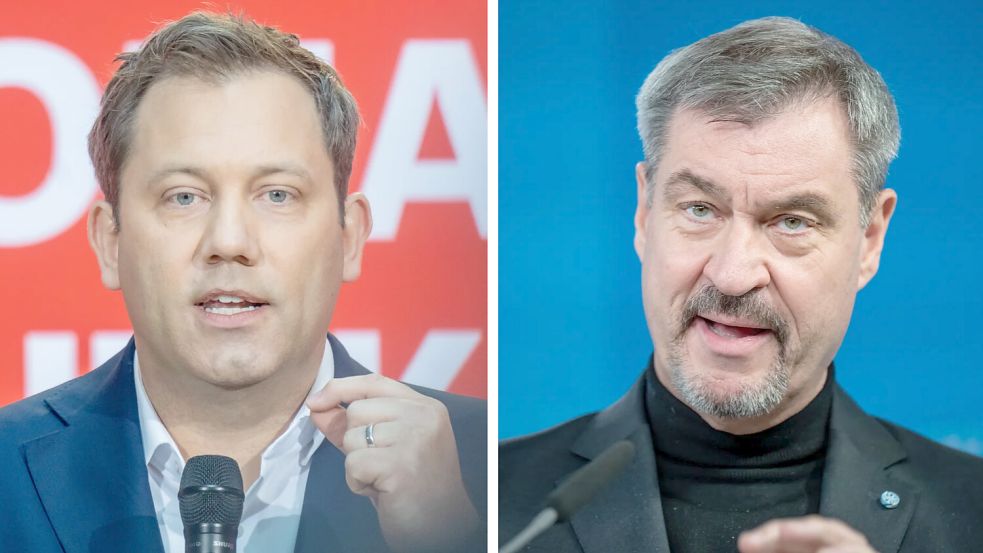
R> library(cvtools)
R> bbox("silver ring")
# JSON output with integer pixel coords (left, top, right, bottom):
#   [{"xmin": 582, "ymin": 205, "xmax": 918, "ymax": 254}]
[{"xmin": 365, "ymin": 423, "xmax": 376, "ymax": 448}]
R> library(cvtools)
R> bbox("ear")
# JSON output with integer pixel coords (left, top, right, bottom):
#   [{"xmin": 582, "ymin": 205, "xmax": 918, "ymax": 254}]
[
  {"xmin": 634, "ymin": 162, "xmax": 651, "ymax": 261},
  {"xmin": 87, "ymin": 200, "xmax": 121, "ymax": 290},
  {"xmin": 341, "ymin": 192, "xmax": 373, "ymax": 282},
  {"xmin": 857, "ymin": 188, "xmax": 897, "ymax": 290}
]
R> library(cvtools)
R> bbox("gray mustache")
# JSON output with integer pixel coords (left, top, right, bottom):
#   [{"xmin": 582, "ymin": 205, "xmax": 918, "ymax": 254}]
[{"xmin": 681, "ymin": 286, "xmax": 790, "ymax": 346}]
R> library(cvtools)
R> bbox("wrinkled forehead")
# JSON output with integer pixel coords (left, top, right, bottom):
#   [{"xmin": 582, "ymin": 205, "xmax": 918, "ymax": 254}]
[{"xmin": 657, "ymin": 98, "xmax": 857, "ymax": 206}]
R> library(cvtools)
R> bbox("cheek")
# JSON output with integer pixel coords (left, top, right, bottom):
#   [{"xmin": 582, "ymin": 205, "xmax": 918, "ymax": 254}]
[
  {"xmin": 775, "ymin": 248, "xmax": 859, "ymax": 341},
  {"xmin": 641, "ymin": 227, "xmax": 708, "ymax": 317},
  {"xmin": 269, "ymin": 225, "xmax": 344, "ymax": 305},
  {"xmin": 118, "ymin": 234, "xmax": 172, "ymax": 299},
  {"xmin": 293, "ymin": 253, "xmax": 343, "ymax": 334},
  {"xmin": 115, "ymin": 233, "xmax": 193, "ymax": 335}
]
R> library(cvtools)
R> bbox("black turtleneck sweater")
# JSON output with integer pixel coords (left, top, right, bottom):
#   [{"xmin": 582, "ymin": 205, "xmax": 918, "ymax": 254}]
[{"xmin": 645, "ymin": 365, "xmax": 833, "ymax": 553}]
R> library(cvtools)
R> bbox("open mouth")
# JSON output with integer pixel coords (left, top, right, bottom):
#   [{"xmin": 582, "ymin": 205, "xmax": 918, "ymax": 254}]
[
  {"xmin": 195, "ymin": 293, "xmax": 269, "ymax": 316},
  {"xmin": 698, "ymin": 316, "xmax": 770, "ymax": 339}
]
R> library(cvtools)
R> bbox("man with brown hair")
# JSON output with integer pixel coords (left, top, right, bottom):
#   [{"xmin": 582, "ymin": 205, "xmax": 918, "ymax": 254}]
[{"xmin": 0, "ymin": 12, "xmax": 485, "ymax": 553}]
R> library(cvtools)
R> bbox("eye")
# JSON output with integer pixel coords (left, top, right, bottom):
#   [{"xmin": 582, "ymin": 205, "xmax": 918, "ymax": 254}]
[
  {"xmin": 775, "ymin": 215, "xmax": 811, "ymax": 233},
  {"xmin": 684, "ymin": 204, "xmax": 714, "ymax": 220},
  {"xmin": 171, "ymin": 192, "xmax": 198, "ymax": 206},
  {"xmin": 267, "ymin": 189, "xmax": 290, "ymax": 203}
]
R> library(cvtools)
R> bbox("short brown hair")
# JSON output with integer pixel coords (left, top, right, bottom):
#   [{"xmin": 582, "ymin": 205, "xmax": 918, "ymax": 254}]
[{"xmin": 88, "ymin": 11, "xmax": 360, "ymax": 224}]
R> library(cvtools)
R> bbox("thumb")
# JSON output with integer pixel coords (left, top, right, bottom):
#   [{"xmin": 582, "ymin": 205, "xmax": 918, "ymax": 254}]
[{"xmin": 309, "ymin": 405, "xmax": 348, "ymax": 449}]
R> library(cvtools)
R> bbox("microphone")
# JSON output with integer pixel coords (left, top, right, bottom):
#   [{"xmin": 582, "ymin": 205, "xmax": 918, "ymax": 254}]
[
  {"xmin": 179, "ymin": 455, "xmax": 245, "ymax": 553},
  {"xmin": 500, "ymin": 440, "xmax": 635, "ymax": 553}
]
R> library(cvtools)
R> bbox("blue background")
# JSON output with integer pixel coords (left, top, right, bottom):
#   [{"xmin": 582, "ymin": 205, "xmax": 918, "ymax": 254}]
[{"xmin": 499, "ymin": 0, "xmax": 983, "ymax": 455}]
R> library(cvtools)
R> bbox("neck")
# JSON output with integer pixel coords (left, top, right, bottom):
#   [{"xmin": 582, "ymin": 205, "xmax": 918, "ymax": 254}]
[{"xmin": 138, "ymin": 345, "xmax": 323, "ymax": 489}]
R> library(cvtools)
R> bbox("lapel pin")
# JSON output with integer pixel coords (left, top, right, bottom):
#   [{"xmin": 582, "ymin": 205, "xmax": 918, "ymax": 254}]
[{"xmin": 879, "ymin": 490, "xmax": 901, "ymax": 509}]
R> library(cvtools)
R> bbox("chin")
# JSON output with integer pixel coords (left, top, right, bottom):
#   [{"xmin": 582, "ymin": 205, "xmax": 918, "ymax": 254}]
[
  {"xmin": 195, "ymin": 351, "xmax": 280, "ymax": 390},
  {"xmin": 669, "ymin": 354, "xmax": 790, "ymax": 420}
]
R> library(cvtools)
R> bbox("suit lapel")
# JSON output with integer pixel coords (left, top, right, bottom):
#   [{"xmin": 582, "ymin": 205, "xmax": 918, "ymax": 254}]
[
  {"xmin": 293, "ymin": 440, "xmax": 390, "ymax": 553},
  {"xmin": 22, "ymin": 340, "xmax": 163, "ymax": 553},
  {"xmin": 294, "ymin": 334, "xmax": 392, "ymax": 553},
  {"xmin": 558, "ymin": 372, "xmax": 917, "ymax": 553},
  {"xmin": 567, "ymin": 375, "xmax": 671, "ymax": 553},
  {"xmin": 820, "ymin": 385, "xmax": 916, "ymax": 553}
]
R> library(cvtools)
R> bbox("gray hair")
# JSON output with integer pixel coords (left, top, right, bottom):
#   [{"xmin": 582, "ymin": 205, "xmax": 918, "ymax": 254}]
[
  {"xmin": 88, "ymin": 11, "xmax": 360, "ymax": 226},
  {"xmin": 636, "ymin": 17, "xmax": 899, "ymax": 227}
]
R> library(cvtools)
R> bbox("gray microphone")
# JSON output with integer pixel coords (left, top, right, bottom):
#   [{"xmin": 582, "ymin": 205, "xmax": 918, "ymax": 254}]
[
  {"xmin": 500, "ymin": 440, "xmax": 636, "ymax": 553},
  {"xmin": 179, "ymin": 455, "xmax": 245, "ymax": 553}
]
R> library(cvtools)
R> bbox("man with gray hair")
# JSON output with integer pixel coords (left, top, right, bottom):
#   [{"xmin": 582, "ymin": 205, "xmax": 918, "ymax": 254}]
[
  {"xmin": 0, "ymin": 11, "xmax": 485, "ymax": 553},
  {"xmin": 501, "ymin": 16, "xmax": 982, "ymax": 553}
]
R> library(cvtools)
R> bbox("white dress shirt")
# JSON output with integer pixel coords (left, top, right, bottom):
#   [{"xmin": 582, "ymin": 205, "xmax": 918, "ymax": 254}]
[{"xmin": 134, "ymin": 340, "xmax": 334, "ymax": 553}]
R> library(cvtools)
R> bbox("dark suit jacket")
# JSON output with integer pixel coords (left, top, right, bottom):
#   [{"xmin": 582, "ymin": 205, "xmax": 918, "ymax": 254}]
[
  {"xmin": 0, "ymin": 334, "xmax": 486, "ymax": 553},
  {"xmin": 500, "ymin": 371, "xmax": 983, "ymax": 552}
]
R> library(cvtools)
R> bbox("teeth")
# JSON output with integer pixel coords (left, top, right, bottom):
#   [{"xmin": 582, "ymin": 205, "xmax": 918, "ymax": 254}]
[
  {"xmin": 205, "ymin": 305, "xmax": 259, "ymax": 315},
  {"xmin": 709, "ymin": 321, "xmax": 741, "ymax": 338},
  {"xmin": 216, "ymin": 295, "xmax": 245, "ymax": 304}
]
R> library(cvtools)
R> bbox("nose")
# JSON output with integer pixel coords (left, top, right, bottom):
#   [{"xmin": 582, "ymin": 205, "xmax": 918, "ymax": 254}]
[
  {"xmin": 197, "ymin": 196, "xmax": 260, "ymax": 267},
  {"xmin": 701, "ymin": 218, "xmax": 770, "ymax": 297}
]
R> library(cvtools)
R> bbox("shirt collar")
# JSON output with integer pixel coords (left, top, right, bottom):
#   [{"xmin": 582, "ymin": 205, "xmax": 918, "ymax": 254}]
[
  {"xmin": 265, "ymin": 343, "xmax": 334, "ymax": 469},
  {"xmin": 133, "ymin": 353, "xmax": 182, "ymax": 476},
  {"xmin": 133, "ymin": 338, "xmax": 335, "ymax": 474}
]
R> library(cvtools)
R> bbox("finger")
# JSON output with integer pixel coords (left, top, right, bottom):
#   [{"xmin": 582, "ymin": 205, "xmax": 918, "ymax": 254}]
[
  {"xmin": 308, "ymin": 396, "xmax": 409, "ymax": 449},
  {"xmin": 740, "ymin": 517, "xmax": 824, "ymax": 553},
  {"xmin": 344, "ymin": 397, "xmax": 420, "ymax": 428},
  {"xmin": 738, "ymin": 519, "xmax": 781, "ymax": 553},
  {"xmin": 309, "ymin": 406, "xmax": 347, "ymax": 449},
  {"xmin": 307, "ymin": 374, "xmax": 418, "ymax": 411},
  {"xmin": 740, "ymin": 516, "xmax": 870, "ymax": 553},
  {"xmin": 344, "ymin": 447, "xmax": 397, "ymax": 497},
  {"xmin": 342, "ymin": 421, "xmax": 401, "ymax": 453},
  {"xmin": 776, "ymin": 516, "xmax": 868, "ymax": 547}
]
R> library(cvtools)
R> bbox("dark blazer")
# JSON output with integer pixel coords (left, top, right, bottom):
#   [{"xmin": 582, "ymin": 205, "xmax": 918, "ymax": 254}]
[
  {"xmin": 0, "ymin": 334, "xmax": 486, "ymax": 553},
  {"xmin": 500, "ymin": 371, "xmax": 983, "ymax": 552}
]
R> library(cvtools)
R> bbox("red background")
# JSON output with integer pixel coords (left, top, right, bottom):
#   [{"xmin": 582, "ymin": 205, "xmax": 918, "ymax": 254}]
[{"xmin": 0, "ymin": 0, "xmax": 487, "ymax": 405}]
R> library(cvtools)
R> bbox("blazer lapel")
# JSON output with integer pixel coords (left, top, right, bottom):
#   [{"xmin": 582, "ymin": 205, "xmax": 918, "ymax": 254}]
[
  {"xmin": 293, "ymin": 440, "xmax": 390, "ymax": 553},
  {"xmin": 294, "ymin": 334, "xmax": 391, "ymax": 553},
  {"xmin": 567, "ymin": 375, "xmax": 671, "ymax": 553},
  {"xmin": 553, "ymin": 372, "xmax": 917, "ymax": 553},
  {"xmin": 22, "ymin": 340, "xmax": 163, "ymax": 553},
  {"xmin": 819, "ymin": 385, "xmax": 916, "ymax": 553}
]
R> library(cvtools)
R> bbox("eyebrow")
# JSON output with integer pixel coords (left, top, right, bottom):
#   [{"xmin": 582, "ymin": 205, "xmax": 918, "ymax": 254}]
[
  {"xmin": 148, "ymin": 163, "xmax": 314, "ymax": 186},
  {"xmin": 663, "ymin": 169, "xmax": 730, "ymax": 203},
  {"xmin": 662, "ymin": 168, "xmax": 838, "ymax": 227},
  {"xmin": 764, "ymin": 192, "xmax": 837, "ymax": 228}
]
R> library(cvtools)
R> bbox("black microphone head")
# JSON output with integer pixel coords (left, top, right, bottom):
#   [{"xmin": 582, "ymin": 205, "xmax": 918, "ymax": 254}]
[
  {"xmin": 179, "ymin": 455, "xmax": 245, "ymax": 527},
  {"xmin": 546, "ymin": 440, "xmax": 635, "ymax": 522}
]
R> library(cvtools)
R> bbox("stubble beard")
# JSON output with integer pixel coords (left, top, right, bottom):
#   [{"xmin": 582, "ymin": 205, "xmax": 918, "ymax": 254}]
[{"xmin": 665, "ymin": 286, "xmax": 794, "ymax": 420}]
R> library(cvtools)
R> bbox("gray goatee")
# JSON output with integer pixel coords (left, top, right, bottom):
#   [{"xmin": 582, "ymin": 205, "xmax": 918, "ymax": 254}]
[{"xmin": 667, "ymin": 285, "xmax": 792, "ymax": 419}]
